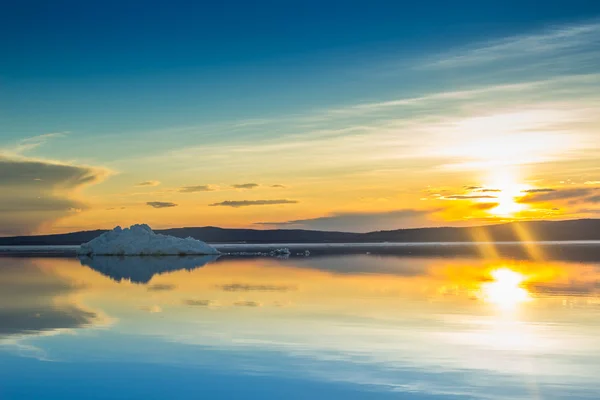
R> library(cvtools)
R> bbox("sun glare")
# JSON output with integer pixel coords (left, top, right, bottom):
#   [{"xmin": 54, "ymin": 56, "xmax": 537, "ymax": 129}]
[
  {"xmin": 482, "ymin": 268, "xmax": 530, "ymax": 310},
  {"xmin": 483, "ymin": 170, "xmax": 529, "ymax": 216},
  {"xmin": 491, "ymin": 189, "xmax": 525, "ymax": 216}
]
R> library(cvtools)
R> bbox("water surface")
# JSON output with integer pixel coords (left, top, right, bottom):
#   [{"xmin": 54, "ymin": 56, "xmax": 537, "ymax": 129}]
[{"xmin": 1, "ymin": 243, "xmax": 599, "ymax": 399}]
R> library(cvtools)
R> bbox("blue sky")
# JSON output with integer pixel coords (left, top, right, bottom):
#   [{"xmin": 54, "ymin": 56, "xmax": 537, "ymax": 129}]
[
  {"xmin": 1, "ymin": 1, "xmax": 600, "ymax": 234},
  {"xmin": 3, "ymin": 0, "xmax": 599, "ymax": 134}
]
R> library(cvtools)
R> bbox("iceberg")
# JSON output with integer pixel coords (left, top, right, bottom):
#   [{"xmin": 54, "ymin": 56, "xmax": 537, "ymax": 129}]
[{"xmin": 77, "ymin": 224, "xmax": 220, "ymax": 256}]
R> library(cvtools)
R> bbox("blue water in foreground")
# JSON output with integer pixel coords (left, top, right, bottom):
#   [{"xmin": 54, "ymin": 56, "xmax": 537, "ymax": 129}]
[{"xmin": 1, "ymin": 243, "xmax": 599, "ymax": 399}]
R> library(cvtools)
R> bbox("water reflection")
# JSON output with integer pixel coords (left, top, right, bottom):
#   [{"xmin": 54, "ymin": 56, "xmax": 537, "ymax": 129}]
[
  {"xmin": 78, "ymin": 255, "xmax": 219, "ymax": 283},
  {"xmin": 0, "ymin": 249, "xmax": 599, "ymax": 399},
  {"xmin": 481, "ymin": 268, "xmax": 530, "ymax": 310},
  {"xmin": 0, "ymin": 258, "xmax": 106, "ymax": 340}
]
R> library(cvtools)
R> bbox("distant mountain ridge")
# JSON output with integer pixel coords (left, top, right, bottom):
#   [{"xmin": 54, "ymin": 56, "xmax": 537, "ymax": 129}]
[{"xmin": 1, "ymin": 219, "xmax": 599, "ymax": 246}]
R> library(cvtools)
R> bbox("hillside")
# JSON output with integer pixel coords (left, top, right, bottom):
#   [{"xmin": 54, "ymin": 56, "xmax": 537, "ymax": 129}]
[{"xmin": 0, "ymin": 219, "xmax": 599, "ymax": 246}]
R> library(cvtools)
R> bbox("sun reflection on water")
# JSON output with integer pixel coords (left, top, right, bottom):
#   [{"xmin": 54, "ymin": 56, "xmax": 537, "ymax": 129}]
[{"xmin": 482, "ymin": 268, "xmax": 531, "ymax": 310}]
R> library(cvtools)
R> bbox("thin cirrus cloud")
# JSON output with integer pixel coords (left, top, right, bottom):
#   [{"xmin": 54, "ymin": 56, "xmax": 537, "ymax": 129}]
[
  {"xmin": 178, "ymin": 185, "xmax": 214, "ymax": 193},
  {"xmin": 231, "ymin": 183, "xmax": 259, "ymax": 189},
  {"xmin": 136, "ymin": 180, "xmax": 161, "ymax": 187},
  {"xmin": 257, "ymin": 209, "xmax": 437, "ymax": 233},
  {"xmin": 146, "ymin": 201, "xmax": 178, "ymax": 208},
  {"xmin": 518, "ymin": 188, "xmax": 597, "ymax": 204},
  {"xmin": 184, "ymin": 299, "xmax": 215, "ymax": 307},
  {"xmin": 210, "ymin": 199, "xmax": 298, "ymax": 208},
  {"xmin": 10, "ymin": 132, "xmax": 68, "ymax": 154},
  {"xmin": 585, "ymin": 195, "xmax": 600, "ymax": 203},
  {"xmin": 522, "ymin": 188, "xmax": 556, "ymax": 193},
  {"xmin": 130, "ymin": 70, "xmax": 600, "ymax": 184},
  {"xmin": 444, "ymin": 195, "xmax": 498, "ymax": 200},
  {"xmin": 471, "ymin": 203, "xmax": 500, "ymax": 211},
  {"xmin": 424, "ymin": 21, "xmax": 600, "ymax": 68},
  {"xmin": 218, "ymin": 283, "xmax": 295, "ymax": 292},
  {"xmin": 476, "ymin": 188, "xmax": 502, "ymax": 193},
  {"xmin": 233, "ymin": 301, "xmax": 261, "ymax": 307}
]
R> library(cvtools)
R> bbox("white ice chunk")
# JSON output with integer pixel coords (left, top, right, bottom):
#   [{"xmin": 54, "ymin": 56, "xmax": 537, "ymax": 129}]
[{"xmin": 77, "ymin": 224, "xmax": 220, "ymax": 256}]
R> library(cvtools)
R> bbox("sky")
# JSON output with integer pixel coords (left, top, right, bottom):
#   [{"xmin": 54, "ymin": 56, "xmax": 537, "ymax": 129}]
[{"xmin": 1, "ymin": 0, "xmax": 600, "ymax": 235}]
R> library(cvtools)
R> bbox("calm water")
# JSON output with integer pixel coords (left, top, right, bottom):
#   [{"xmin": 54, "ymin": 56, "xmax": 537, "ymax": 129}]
[{"xmin": 1, "ymin": 244, "xmax": 599, "ymax": 399}]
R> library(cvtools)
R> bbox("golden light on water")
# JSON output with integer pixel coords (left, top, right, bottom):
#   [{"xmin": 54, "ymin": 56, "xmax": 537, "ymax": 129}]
[{"xmin": 482, "ymin": 268, "xmax": 530, "ymax": 310}]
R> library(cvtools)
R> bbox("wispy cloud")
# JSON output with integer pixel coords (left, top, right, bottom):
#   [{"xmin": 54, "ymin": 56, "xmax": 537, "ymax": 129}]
[
  {"xmin": 147, "ymin": 283, "xmax": 176, "ymax": 291},
  {"xmin": 258, "ymin": 209, "xmax": 438, "ymax": 232},
  {"xmin": 147, "ymin": 201, "xmax": 178, "ymax": 208},
  {"xmin": 218, "ymin": 283, "xmax": 295, "ymax": 292},
  {"xmin": 9, "ymin": 132, "xmax": 68, "ymax": 154},
  {"xmin": 232, "ymin": 183, "xmax": 259, "ymax": 189},
  {"xmin": 523, "ymin": 188, "xmax": 556, "ymax": 193},
  {"xmin": 476, "ymin": 189, "xmax": 501, "ymax": 193},
  {"xmin": 178, "ymin": 185, "xmax": 214, "ymax": 193},
  {"xmin": 184, "ymin": 299, "xmax": 215, "ymax": 307},
  {"xmin": 518, "ymin": 187, "xmax": 598, "ymax": 203},
  {"xmin": 233, "ymin": 301, "xmax": 261, "ymax": 307},
  {"xmin": 425, "ymin": 21, "xmax": 600, "ymax": 68},
  {"xmin": 470, "ymin": 203, "xmax": 499, "ymax": 211},
  {"xmin": 136, "ymin": 180, "xmax": 161, "ymax": 187},
  {"xmin": 585, "ymin": 195, "xmax": 600, "ymax": 203},
  {"xmin": 444, "ymin": 195, "xmax": 498, "ymax": 200},
  {"xmin": 210, "ymin": 199, "xmax": 298, "ymax": 208}
]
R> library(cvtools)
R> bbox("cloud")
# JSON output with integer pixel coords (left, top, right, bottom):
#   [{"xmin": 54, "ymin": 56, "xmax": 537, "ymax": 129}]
[
  {"xmin": 578, "ymin": 208, "xmax": 600, "ymax": 214},
  {"xmin": 0, "ymin": 155, "xmax": 110, "ymax": 235},
  {"xmin": 471, "ymin": 203, "xmax": 499, "ymax": 211},
  {"xmin": 147, "ymin": 283, "xmax": 176, "ymax": 291},
  {"xmin": 517, "ymin": 188, "xmax": 596, "ymax": 203},
  {"xmin": 444, "ymin": 195, "xmax": 498, "ymax": 200},
  {"xmin": 136, "ymin": 180, "xmax": 161, "ymax": 187},
  {"xmin": 463, "ymin": 186, "xmax": 500, "ymax": 193},
  {"xmin": 218, "ymin": 283, "xmax": 295, "ymax": 292},
  {"xmin": 271, "ymin": 184, "xmax": 286, "ymax": 188},
  {"xmin": 139, "ymin": 305, "xmax": 162, "ymax": 313},
  {"xmin": 584, "ymin": 181, "xmax": 600, "ymax": 185},
  {"xmin": 10, "ymin": 132, "xmax": 67, "ymax": 154},
  {"xmin": 585, "ymin": 195, "xmax": 600, "ymax": 203},
  {"xmin": 178, "ymin": 185, "xmax": 214, "ymax": 193},
  {"xmin": 426, "ymin": 21, "xmax": 600, "ymax": 68},
  {"xmin": 476, "ymin": 189, "xmax": 501, "ymax": 193},
  {"xmin": 258, "ymin": 209, "xmax": 437, "ymax": 233},
  {"xmin": 232, "ymin": 183, "xmax": 259, "ymax": 189},
  {"xmin": 522, "ymin": 188, "xmax": 556, "ymax": 193},
  {"xmin": 210, "ymin": 199, "xmax": 298, "ymax": 208},
  {"xmin": 233, "ymin": 301, "xmax": 261, "ymax": 307},
  {"xmin": 146, "ymin": 201, "xmax": 178, "ymax": 208},
  {"xmin": 184, "ymin": 299, "xmax": 215, "ymax": 307}
]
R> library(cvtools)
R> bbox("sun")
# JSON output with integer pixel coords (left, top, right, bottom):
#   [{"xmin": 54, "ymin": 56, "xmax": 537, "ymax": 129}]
[
  {"xmin": 482, "ymin": 170, "xmax": 530, "ymax": 216},
  {"xmin": 490, "ymin": 189, "xmax": 526, "ymax": 216},
  {"xmin": 482, "ymin": 268, "xmax": 530, "ymax": 310}
]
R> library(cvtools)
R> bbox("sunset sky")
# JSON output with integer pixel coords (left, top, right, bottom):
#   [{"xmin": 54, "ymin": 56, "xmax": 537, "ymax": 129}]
[{"xmin": 2, "ymin": 0, "xmax": 600, "ymax": 235}]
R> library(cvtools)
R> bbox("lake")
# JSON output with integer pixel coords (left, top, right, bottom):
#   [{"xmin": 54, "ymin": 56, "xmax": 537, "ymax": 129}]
[{"xmin": 1, "ymin": 243, "xmax": 599, "ymax": 399}]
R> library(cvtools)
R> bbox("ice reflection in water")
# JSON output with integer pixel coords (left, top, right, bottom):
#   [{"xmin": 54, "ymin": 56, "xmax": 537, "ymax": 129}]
[{"xmin": 0, "ymin": 246, "xmax": 599, "ymax": 399}]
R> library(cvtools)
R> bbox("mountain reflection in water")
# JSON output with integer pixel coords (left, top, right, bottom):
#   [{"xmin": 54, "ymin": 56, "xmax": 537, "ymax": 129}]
[{"xmin": 0, "ymin": 245, "xmax": 599, "ymax": 399}]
